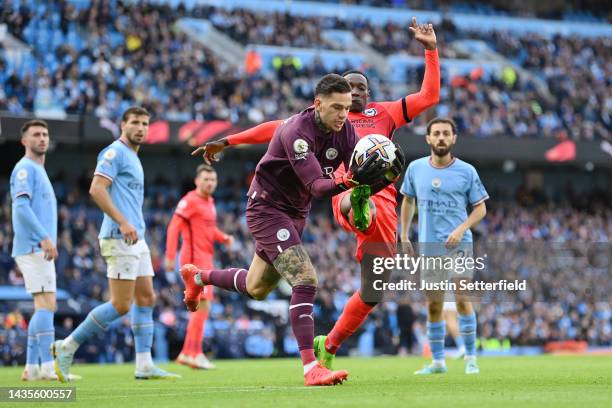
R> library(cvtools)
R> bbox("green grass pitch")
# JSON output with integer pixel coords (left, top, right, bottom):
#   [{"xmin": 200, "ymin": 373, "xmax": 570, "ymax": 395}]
[{"xmin": 1, "ymin": 356, "xmax": 610, "ymax": 407}]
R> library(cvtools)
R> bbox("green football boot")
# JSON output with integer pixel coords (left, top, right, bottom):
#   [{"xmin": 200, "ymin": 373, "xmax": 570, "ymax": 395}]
[
  {"xmin": 313, "ymin": 335, "xmax": 335, "ymax": 370},
  {"xmin": 350, "ymin": 185, "xmax": 372, "ymax": 232}
]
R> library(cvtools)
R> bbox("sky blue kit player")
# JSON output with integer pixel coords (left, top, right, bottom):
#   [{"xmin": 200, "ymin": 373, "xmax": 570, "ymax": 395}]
[
  {"xmin": 11, "ymin": 120, "xmax": 59, "ymax": 381},
  {"xmin": 95, "ymin": 139, "xmax": 146, "ymax": 241},
  {"xmin": 51, "ymin": 107, "xmax": 179, "ymax": 382},
  {"xmin": 400, "ymin": 117, "xmax": 488, "ymax": 376},
  {"xmin": 401, "ymin": 156, "xmax": 488, "ymax": 246}
]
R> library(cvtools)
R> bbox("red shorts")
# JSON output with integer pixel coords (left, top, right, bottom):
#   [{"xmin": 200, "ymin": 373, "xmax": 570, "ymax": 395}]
[{"xmin": 332, "ymin": 190, "xmax": 397, "ymax": 261}]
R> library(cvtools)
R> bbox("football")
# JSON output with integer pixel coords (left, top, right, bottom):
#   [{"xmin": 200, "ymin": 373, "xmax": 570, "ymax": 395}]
[{"xmin": 350, "ymin": 134, "xmax": 397, "ymax": 170}]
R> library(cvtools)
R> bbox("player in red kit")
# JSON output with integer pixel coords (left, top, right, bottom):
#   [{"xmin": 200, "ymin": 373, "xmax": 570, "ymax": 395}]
[
  {"xmin": 192, "ymin": 17, "xmax": 439, "ymax": 369},
  {"xmin": 165, "ymin": 164, "xmax": 233, "ymax": 370}
]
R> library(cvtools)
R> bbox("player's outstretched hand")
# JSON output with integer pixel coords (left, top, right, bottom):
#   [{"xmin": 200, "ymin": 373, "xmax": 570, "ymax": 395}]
[
  {"xmin": 385, "ymin": 143, "xmax": 407, "ymax": 182},
  {"xmin": 119, "ymin": 222, "xmax": 138, "ymax": 245},
  {"xmin": 409, "ymin": 16, "xmax": 436, "ymax": 50},
  {"xmin": 350, "ymin": 154, "xmax": 388, "ymax": 185},
  {"xmin": 191, "ymin": 139, "xmax": 228, "ymax": 164},
  {"xmin": 40, "ymin": 238, "xmax": 58, "ymax": 261}
]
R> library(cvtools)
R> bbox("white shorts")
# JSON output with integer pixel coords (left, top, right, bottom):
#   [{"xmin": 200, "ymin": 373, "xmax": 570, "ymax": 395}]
[
  {"xmin": 99, "ymin": 239, "xmax": 155, "ymax": 281},
  {"xmin": 14, "ymin": 251, "xmax": 56, "ymax": 294}
]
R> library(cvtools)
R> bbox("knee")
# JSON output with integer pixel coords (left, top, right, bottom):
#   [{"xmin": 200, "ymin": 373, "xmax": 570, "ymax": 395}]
[
  {"xmin": 136, "ymin": 292, "xmax": 156, "ymax": 307},
  {"xmin": 340, "ymin": 194, "xmax": 351, "ymax": 216},
  {"xmin": 249, "ymin": 287, "xmax": 270, "ymax": 301},
  {"xmin": 368, "ymin": 199, "xmax": 377, "ymax": 218},
  {"xmin": 428, "ymin": 301, "xmax": 444, "ymax": 319},
  {"xmin": 456, "ymin": 301, "xmax": 473, "ymax": 315},
  {"xmin": 288, "ymin": 272, "xmax": 318, "ymax": 287},
  {"xmin": 111, "ymin": 300, "xmax": 132, "ymax": 316},
  {"xmin": 359, "ymin": 290, "xmax": 379, "ymax": 307}
]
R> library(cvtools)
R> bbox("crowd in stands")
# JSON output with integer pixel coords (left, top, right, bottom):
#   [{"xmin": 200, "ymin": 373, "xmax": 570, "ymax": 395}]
[
  {"xmin": 0, "ymin": 174, "xmax": 610, "ymax": 365},
  {"xmin": 1, "ymin": 1, "xmax": 610, "ymax": 140},
  {"xmin": 312, "ymin": 0, "xmax": 610, "ymax": 22}
]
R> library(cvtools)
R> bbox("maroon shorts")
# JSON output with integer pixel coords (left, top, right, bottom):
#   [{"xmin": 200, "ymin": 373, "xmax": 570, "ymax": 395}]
[{"xmin": 246, "ymin": 199, "xmax": 306, "ymax": 264}]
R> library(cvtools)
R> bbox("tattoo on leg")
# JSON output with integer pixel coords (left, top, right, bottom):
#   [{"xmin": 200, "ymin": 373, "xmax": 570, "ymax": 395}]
[{"xmin": 273, "ymin": 245, "xmax": 317, "ymax": 287}]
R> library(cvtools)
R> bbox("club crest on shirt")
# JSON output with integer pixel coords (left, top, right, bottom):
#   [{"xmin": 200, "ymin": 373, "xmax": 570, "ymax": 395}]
[
  {"xmin": 432, "ymin": 178, "xmax": 442, "ymax": 188},
  {"xmin": 325, "ymin": 148, "xmax": 338, "ymax": 160},
  {"xmin": 364, "ymin": 108, "xmax": 377, "ymax": 117},
  {"xmin": 277, "ymin": 228, "xmax": 290, "ymax": 241},
  {"xmin": 104, "ymin": 149, "xmax": 117, "ymax": 160},
  {"xmin": 17, "ymin": 169, "xmax": 28, "ymax": 180},
  {"xmin": 177, "ymin": 199, "xmax": 188, "ymax": 209}
]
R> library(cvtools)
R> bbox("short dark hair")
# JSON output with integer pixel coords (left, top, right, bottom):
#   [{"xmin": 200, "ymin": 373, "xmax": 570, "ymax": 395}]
[
  {"xmin": 315, "ymin": 74, "xmax": 351, "ymax": 97},
  {"xmin": 341, "ymin": 70, "xmax": 369, "ymax": 87},
  {"xmin": 196, "ymin": 164, "xmax": 216, "ymax": 176},
  {"xmin": 427, "ymin": 117, "xmax": 457, "ymax": 135},
  {"xmin": 21, "ymin": 119, "xmax": 48, "ymax": 136},
  {"xmin": 121, "ymin": 106, "xmax": 150, "ymax": 123}
]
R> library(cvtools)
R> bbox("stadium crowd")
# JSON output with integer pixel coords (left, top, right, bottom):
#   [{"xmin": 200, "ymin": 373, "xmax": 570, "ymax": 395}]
[
  {"xmin": 1, "ymin": 1, "xmax": 610, "ymax": 140},
  {"xmin": 0, "ymin": 177, "xmax": 610, "ymax": 366}
]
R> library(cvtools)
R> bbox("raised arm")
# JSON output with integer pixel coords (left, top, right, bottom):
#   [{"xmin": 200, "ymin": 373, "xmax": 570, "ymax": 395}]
[
  {"xmin": 379, "ymin": 17, "xmax": 440, "ymax": 127},
  {"xmin": 191, "ymin": 120, "xmax": 284, "ymax": 164}
]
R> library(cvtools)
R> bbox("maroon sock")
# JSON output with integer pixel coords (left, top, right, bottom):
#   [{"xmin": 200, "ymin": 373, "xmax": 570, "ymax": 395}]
[
  {"xmin": 207, "ymin": 268, "xmax": 251, "ymax": 298},
  {"xmin": 289, "ymin": 285, "xmax": 317, "ymax": 366}
]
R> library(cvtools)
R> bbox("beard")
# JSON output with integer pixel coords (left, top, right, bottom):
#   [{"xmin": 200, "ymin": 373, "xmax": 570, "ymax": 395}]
[
  {"xmin": 126, "ymin": 132, "xmax": 144, "ymax": 145},
  {"xmin": 432, "ymin": 144, "xmax": 452, "ymax": 156}
]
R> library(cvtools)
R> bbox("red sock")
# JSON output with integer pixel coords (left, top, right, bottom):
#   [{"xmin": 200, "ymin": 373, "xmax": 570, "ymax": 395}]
[
  {"xmin": 300, "ymin": 349, "xmax": 316, "ymax": 366},
  {"xmin": 289, "ymin": 285, "xmax": 317, "ymax": 366},
  {"xmin": 181, "ymin": 308, "xmax": 208, "ymax": 356},
  {"xmin": 325, "ymin": 292, "xmax": 375, "ymax": 354}
]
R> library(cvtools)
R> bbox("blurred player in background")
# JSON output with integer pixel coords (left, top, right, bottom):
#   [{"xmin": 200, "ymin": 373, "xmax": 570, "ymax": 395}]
[
  {"xmin": 181, "ymin": 74, "xmax": 391, "ymax": 386},
  {"xmin": 52, "ymin": 107, "xmax": 180, "ymax": 381},
  {"xmin": 192, "ymin": 17, "xmax": 439, "ymax": 368},
  {"xmin": 165, "ymin": 164, "xmax": 234, "ymax": 369},
  {"xmin": 400, "ymin": 117, "xmax": 488, "ymax": 375},
  {"xmin": 11, "ymin": 120, "xmax": 59, "ymax": 381}
]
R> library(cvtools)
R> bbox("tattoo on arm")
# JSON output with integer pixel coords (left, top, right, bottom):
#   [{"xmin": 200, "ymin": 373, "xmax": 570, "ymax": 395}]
[{"xmin": 273, "ymin": 244, "xmax": 318, "ymax": 286}]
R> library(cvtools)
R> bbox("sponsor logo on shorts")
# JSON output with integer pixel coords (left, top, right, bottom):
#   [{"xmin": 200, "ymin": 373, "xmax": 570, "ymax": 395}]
[
  {"xmin": 17, "ymin": 169, "xmax": 28, "ymax": 180},
  {"xmin": 325, "ymin": 148, "xmax": 338, "ymax": 160},
  {"xmin": 277, "ymin": 228, "xmax": 290, "ymax": 241},
  {"xmin": 432, "ymin": 178, "xmax": 442, "ymax": 188}
]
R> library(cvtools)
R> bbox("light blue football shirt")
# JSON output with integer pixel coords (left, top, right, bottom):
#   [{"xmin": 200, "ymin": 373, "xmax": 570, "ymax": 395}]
[
  {"xmin": 94, "ymin": 139, "xmax": 146, "ymax": 239},
  {"xmin": 10, "ymin": 157, "xmax": 57, "ymax": 256},
  {"xmin": 400, "ymin": 156, "xmax": 488, "ymax": 244}
]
